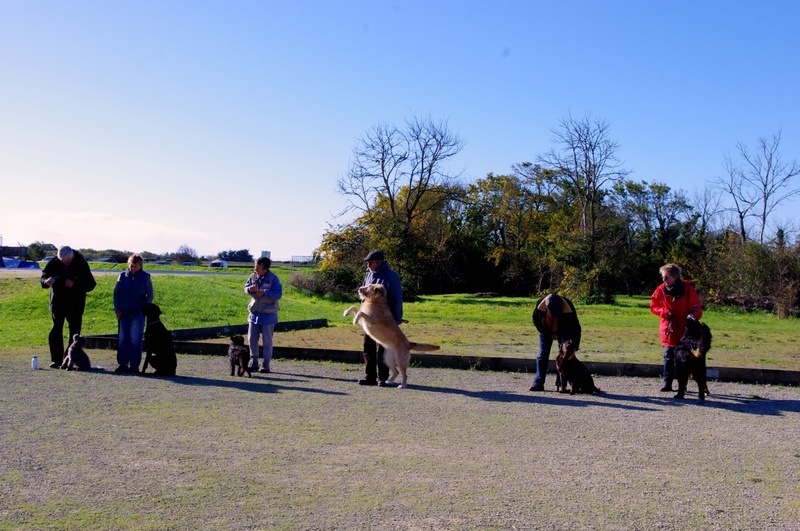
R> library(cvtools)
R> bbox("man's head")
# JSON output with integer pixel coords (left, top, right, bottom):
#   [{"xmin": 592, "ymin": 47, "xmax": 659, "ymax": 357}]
[
  {"xmin": 364, "ymin": 250, "xmax": 385, "ymax": 272},
  {"xmin": 255, "ymin": 256, "xmax": 272, "ymax": 276},
  {"xmin": 546, "ymin": 293, "xmax": 563, "ymax": 318},
  {"xmin": 57, "ymin": 246, "xmax": 74, "ymax": 265}
]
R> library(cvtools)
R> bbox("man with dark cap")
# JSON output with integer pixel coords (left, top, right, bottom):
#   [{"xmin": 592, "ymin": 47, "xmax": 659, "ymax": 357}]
[
  {"xmin": 530, "ymin": 292, "xmax": 581, "ymax": 391},
  {"xmin": 358, "ymin": 250, "xmax": 403, "ymax": 386}
]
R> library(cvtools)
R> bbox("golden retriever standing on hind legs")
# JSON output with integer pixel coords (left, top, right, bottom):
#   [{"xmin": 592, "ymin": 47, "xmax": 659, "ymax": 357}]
[{"xmin": 344, "ymin": 284, "xmax": 440, "ymax": 388}]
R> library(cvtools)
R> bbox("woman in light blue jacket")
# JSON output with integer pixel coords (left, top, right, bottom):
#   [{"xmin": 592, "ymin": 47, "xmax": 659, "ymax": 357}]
[{"xmin": 244, "ymin": 256, "xmax": 282, "ymax": 373}]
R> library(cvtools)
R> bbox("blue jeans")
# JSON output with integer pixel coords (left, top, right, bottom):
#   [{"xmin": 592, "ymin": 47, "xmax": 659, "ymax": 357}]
[
  {"xmin": 533, "ymin": 334, "xmax": 565, "ymax": 388},
  {"xmin": 118, "ymin": 313, "xmax": 145, "ymax": 370},
  {"xmin": 248, "ymin": 322, "xmax": 274, "ymax": 370},
  {"xmin": 663, "ymin": 346, "xmax": 676, "ymax": 386}
]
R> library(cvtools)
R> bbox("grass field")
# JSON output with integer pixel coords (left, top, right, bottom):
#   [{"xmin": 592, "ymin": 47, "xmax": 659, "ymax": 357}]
[{"xmin": 1, "ymin": 265, "xmax": 799, "ymax": 371}]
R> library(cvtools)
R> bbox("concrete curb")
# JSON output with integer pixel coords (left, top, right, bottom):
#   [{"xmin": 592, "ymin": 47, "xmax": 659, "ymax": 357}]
[{"xmin": 84, "ymin": 329, "xmax": 799, "ymax": 387}]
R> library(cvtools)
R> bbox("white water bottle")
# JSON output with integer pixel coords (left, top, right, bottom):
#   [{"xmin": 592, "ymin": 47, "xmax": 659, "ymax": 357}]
[{"xmin": 32, "ymin": 356, "xmax": 39, "ymax": 370}]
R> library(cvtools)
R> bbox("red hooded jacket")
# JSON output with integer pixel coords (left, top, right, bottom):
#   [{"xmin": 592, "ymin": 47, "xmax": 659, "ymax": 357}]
[{"xmin": 650, "ymin": 279, "xmax": 703, "ymax": 347}]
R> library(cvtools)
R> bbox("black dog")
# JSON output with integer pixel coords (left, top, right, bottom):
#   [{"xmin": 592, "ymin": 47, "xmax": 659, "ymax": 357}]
[
  {"xmin": 556, "ymin": 341, "xmax": 601, "ymax": 394},
  {"xmin": 141, "ymin": 303, "xmax": 177, "ymax": 376},
  {"xmin": 228, "ymin": 335, "xmax": 251, "ymax": 377},
  {"xmin": 674, "ymin": 316, "xmax": 712, "ymax": 401},
  {"xmin": 61, "ymin": 334, "xmax": 93, "ymax": 371}
]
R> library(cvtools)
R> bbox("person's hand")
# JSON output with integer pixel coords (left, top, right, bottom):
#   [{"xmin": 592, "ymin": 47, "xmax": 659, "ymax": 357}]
[
  {"xmin": 45, "ymin": 277, "xmax": 56, "ymax": 287},
  {"xmin": 115, "ymin": 311, "xmax": 121, "ymax": 320},
  {"xmin": 248, "ymin": 285, "xmax": 258, "ymax": 294},
  {"xmin": 65, "ymin": 279, "xmax": 74, "ymax": 288}
]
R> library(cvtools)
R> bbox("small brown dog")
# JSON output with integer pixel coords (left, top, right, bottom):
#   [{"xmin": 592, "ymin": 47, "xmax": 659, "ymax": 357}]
[
  {"xmin": 228, "ymin": 335, "xmax": 251, "ymax": 377},
  {"xmin": 555, "ymin": 340, "xmax": 600, "ymax": 394},
  {"xmin": 61, "ymin": 334, "xmax": 92, "ymax": 371},
  {"xmin": 344, "ymin": 283, "xmax": 440, "ymax": 388}
]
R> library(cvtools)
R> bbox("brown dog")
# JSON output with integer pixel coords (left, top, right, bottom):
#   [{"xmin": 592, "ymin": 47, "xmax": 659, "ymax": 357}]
[
  {"xmin": 343, "ymin": 283, "xmax": 440, "ymax": 388},
  {"xmin": 61, "ymin": 334, "xmax": 92, "ymax": 371},
  {"xmin": 555, "ymin": 341, "xmax": 600, "ymax": 394}
]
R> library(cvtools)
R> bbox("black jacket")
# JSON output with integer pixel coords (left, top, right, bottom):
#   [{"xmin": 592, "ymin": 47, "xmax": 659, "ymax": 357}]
[
  {"xmin": 531, "ymin": 294, "xmax": 582, "ymax": 350},
  {"xmin": 40, "ymin": 251, "xmax": 96, "ymax": 316}
]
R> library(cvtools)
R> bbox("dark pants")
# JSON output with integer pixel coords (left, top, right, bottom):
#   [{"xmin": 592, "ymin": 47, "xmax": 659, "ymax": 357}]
[
  {"xmin": 49, "ymin": 312, "xmax": 83, "ymax": 365},
  {"xmin": 663, "ymin": 346, "xmax": 676, "ymax": 386},
  {"xmin": 363, "ymin": 334, "xmax": 389, "ymax": 382},
  {"xmin": 532, "ymin": 334, "xmax": 565, "ymax": 388}
]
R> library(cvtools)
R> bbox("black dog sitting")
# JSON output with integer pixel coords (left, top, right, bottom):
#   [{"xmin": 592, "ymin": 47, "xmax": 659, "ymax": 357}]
[
  {"xmin": 61, "ymin": 334, "xmax": 93, "ymax": 371},
  {"xmin": 228, "ymin": 335, "xmax": 251, "ymax": 377},
  {"xmin": 674, "ymin": 316, "xmax": 712, "ymax": 401},
  {"xmin": 141, "ymin": 303, "xmax": 177, "ymax": 376},
  {"xmin": 555, "ymin": 340, "xmax": 601, "ymax": 394}
]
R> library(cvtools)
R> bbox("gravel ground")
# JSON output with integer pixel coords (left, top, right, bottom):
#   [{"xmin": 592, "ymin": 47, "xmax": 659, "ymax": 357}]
[{"xmin": 1, "ymin": 352, "xmax": 798, "ymax": 530}]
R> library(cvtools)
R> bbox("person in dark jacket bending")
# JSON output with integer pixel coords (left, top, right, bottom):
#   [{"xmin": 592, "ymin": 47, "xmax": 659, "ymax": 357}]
[
  {"xmin": 529, "ymin": 293, "xmax": 582, "ymax": 391},
  {"xmin": 40, "ymin": 246, "xmax": 97, "ymax": 368}
]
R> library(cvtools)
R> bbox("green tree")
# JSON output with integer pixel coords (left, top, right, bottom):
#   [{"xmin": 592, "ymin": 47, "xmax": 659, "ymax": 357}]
[
  {"xmin": 465, "ymin": 166, "xmax": 555, "ymax": 294},
  {"xmin": 26, "ymin": 241, "xmax": 56, "ymax": 261},
  {"xmin": 217, "ymin": 249, "xmax": 253, "ymax": 262},
  {"xmin": 537, "ymin": 113, "xmax": 630, "ymax": 301}
]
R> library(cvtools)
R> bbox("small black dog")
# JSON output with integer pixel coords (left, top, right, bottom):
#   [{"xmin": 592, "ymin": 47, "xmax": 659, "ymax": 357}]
[
  {"xmin": 228, "ymin": 335, "xmax": 251, "ymax": 377},
  {"xmin": 61, "ymin": 334, "xmax": 92, "ymax": 371},
  {"xmin": 674, "ymin": 316, "xmax": 712, "ymax": 401},
  {"xmin": 141, "ymin": 303, "xmax": 177, "ymax": 376},
  {"xmin": 556, "ymin": 341, "xmax": 601, "ymax": 394}
]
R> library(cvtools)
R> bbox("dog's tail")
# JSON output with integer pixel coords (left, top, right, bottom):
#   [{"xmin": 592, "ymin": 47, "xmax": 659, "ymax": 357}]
[{"xmin": 409, "ymin": 342, "xmax": 440, "ymax": 352}]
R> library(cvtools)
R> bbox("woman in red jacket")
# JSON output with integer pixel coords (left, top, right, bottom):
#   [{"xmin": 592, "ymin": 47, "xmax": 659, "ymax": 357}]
[{"xmin": 650, "ymin": 263, "xmax": 703, "ymax": 392}]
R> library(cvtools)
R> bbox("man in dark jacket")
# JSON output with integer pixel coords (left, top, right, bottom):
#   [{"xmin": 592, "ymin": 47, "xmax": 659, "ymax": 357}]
[
  {"xmin": 530, "ymin": 293, "xmax": 582, "ymax": 391},
  {"xmin": 41, "ymin": 246, "xmax": 96, "ymax": 368},
  {"xmin": 358, "ymin": 250, "xmax": 403, "ymax": 387}
]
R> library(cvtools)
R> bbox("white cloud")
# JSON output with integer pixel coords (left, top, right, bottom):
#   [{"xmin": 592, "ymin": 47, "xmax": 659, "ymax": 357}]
[{"xmin": 1, "ymin": 209, "xmax": 206, "ymax": 254}]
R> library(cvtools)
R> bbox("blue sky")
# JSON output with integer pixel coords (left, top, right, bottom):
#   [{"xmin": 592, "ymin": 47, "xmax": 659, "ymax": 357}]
[{"xmin": 2, "ymin": 1, "xmax": 798, "ymax": 260}]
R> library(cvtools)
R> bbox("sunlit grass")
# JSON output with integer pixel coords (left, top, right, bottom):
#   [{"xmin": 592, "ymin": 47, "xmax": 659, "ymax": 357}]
[{"xmin": 2, "ymin": 267, "xmax": 799, "ymax": 370}]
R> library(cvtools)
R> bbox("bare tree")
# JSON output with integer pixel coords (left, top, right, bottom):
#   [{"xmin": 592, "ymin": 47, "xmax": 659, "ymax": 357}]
[
  {"xmin": 538, "ymin": 113, "xmax": 630, "ymax": 234},
  {"xmin": 738, "ymin": 129, "xmax": 800, "ymax": 244},
  {"xmin": 336, "ymin": 121, "xmax": 408, "ymax": 221},
  {"xmin": 174, "ymin": 244, "xmax": 199, "ymax": 263},
  {"xmin": 336, "ymin": 116, "xmax": 464, "ymax": 235},
  {"xmin": 690, "ymin": 185, "xmax": 725, "ymax": 237},
  {"xmin": 715, "ymin": 128, "xmax": 800, "ymax": 244},
  {"xmin": 714, "ymin": 152, "xmax": 757, "ymax": 243}
]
